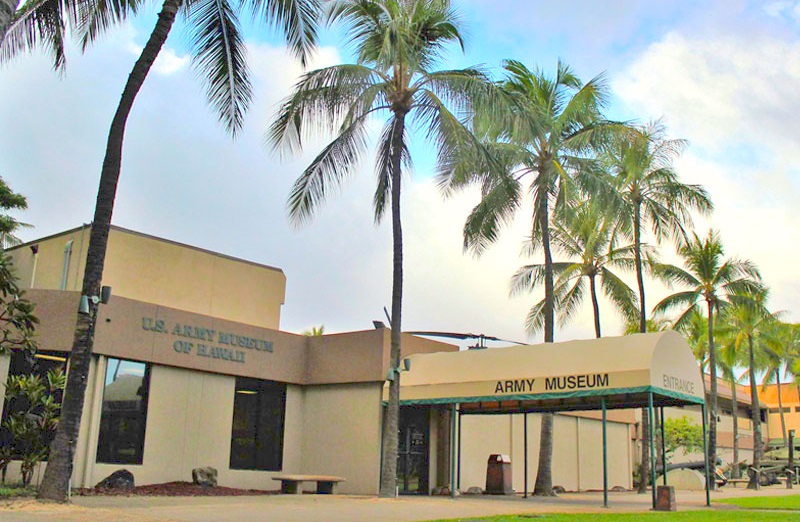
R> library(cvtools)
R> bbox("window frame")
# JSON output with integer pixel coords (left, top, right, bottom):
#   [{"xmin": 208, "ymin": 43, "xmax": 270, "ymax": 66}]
[
  {"xmin": 229, "ymin": 377, "xmax": 286, "ymax": 472},
  {"xmin": 95, "ymin": 357, "xmax": 152, "ymax": 465}
]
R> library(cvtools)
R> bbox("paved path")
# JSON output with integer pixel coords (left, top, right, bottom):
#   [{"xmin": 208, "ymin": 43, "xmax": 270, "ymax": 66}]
[{"xmin": 1, "ymin": 487, "xmax": 798, "ymax": 522}]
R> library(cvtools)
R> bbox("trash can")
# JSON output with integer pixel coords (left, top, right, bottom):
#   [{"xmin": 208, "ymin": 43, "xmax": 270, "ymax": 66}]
[{"xmin": 486, "ymin": 454, "xmax": 513, "ymax": 495}]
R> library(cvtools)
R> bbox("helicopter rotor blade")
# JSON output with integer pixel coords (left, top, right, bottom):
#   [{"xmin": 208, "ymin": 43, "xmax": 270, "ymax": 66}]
[{"xmin": 406, "ymin": 331, "xmax": 528, "ymax": 345}]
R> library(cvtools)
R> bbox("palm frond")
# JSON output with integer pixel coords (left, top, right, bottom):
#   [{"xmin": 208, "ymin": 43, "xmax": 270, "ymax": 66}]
[
  {"xmin": 187, "ymin": 0, "xmax": 251, "ymax": 135},
  {"xmin": 1, "ymin": 0, "xmax": 76, "ymax": 70},
  {"xmin": 286, "ymin": 114, "xmax": 370, "ymax": 225},
  {"xmin": 79, "ymin": 0, "xmax": 140, "ymax": 49},
  {"xmin": 254, "ymin": 0, "xmax": 319, "ymax": 67}
]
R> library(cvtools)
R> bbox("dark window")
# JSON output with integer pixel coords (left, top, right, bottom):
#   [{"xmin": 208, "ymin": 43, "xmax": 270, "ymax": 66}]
[
  {"xmin": 1, "ymin": 350, "xmax": 67, "ymax": 458},
  {"xmin": 96, "ymin": 358, "xmax": 151, "ymax": 464},
  {"xmin": 229, "ymin": 378, "xmax": 285, "ymax": 471}
]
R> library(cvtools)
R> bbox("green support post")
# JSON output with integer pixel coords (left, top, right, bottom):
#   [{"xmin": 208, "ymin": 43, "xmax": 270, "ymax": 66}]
[
  {"xmin": 660, "ymin": 406, "xmax": 667, "ymax": 486},
  {"xmin": 701, "ymin": 404, "xmax": 711, "ymax": 506},
  {"xmin": 649, "ymin": 393, "xmax": 656, "ymax": 509},
  {"xmin": 602, "ymin": 399, "xmax": 608, "ymax": 508},
  {"xmin": 524, "ymin": 412, "xmax": 528, "ymax": 499},
  {"xmin": 450, "ymin": 403, "xmax": 457, "ymax": 499}
]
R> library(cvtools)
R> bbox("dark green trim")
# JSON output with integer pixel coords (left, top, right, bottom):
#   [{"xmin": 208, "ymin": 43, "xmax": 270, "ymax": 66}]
[{"xmin": 390, "ymin": 385, "xmax": 704, "ymax": 407}]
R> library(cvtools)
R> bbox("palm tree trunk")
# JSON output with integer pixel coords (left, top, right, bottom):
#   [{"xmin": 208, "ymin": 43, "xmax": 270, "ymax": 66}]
[
  {"xmin": 633, "ymin": 199, "xmax": 650, "ymax": 494},
  {"xmin": 633, "ymin": 201, "xmax": 646, "ymax": 333},
  {"xmin": 37, "ymin": 0, "xmax": 183, "ymax": 501},
  {"xmin": 747, "ymin": 333, "xmax": 763, "ymax": 489},
  {"xmin": 379, "ymin": 112, "xmax": 406, "ymax": 498},
  {"xmin": 589, "ymin": 274, "xmax": 601, "ymax": 338},
  {"xmin": 533, "ymin": 176, "xmax": 556, "ymax": 497},
  {"xmin": 777, "ymin": 369, "xmax": 787, "ymax": 444},
  {"xmin": 731, "ymin": 373, "xmax": 740, "ymax": 479},
  {"xmin": 706, "ymin": 299, "xmax": 718, "ymax": 488}
]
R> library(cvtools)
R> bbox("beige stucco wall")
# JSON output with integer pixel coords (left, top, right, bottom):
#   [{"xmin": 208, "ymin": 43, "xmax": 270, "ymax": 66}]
[
  {"xmin": 458, "ymin": 413, "xmax": 632, "ymax": 493},
  {"xmin": 7, "ymin": 226, "xmax": 90, "ymax": 292},
  {"xmin": 7, "ymin": 227, "xmax": 286, "ymax": 330},
  {"xmin": 300, "ymin": 383, "xmax": 383, "ymax": 495},
  {"xmin": 68, "ymin": 359, "xmax": 305, "ymax": 490}
]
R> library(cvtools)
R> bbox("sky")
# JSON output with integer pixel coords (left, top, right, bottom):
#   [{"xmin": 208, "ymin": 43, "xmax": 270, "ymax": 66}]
[{"xmin": 1, "ymin": 0, "xmax": 799, "ymax": 348}]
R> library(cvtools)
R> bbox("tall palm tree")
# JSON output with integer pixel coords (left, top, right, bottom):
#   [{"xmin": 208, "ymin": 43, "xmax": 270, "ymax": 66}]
[
  {"xmin": 717, "ymin": 329, "xmax": 745, "ymax": 479},
  {"xmin": 441, "ymin": 60, "xmax": 616, "ymax": 495},
  {"xmin": 760, "ymin": 321, "xmax": 797, "ymax": 445},
  {"xmin": 603, "ymin": 122, "xmax": 711, "ymax": 493},
  {"xmin": 13, "ymin": 0, "xmax": 322, "ymax": 502},
  {"xmin": 511, "ymin": 202, "xmax": 638, "ymax": 339},
  {"xmin": 721, "ymin": 288, "xmax": 775, "ymax": 487},
  {"xmin": 654, "ymin": 230, "xmax": 761, "ymax": 489},
  {"xmin": 269, "ymin": 0, "xmax": 501, "ymax": 497}
]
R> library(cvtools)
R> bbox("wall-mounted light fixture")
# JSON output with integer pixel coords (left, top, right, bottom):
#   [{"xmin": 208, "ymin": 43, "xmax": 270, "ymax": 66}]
[
  {"xmin": 385, "ymin": 358, "xmax": 412, "ymax": 381},
  {"xmin": 79, "ymin": 286, "xmax": 112, "ymax": 314}
]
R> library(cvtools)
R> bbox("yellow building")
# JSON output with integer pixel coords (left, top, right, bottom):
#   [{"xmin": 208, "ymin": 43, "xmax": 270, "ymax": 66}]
[
  {"xmin": 761, "ymin": 383, "xmax": 799, "ymax": 443},
  {"xmin": 1, "ymin": 225, "xmax": 692, "ymax": 495}
]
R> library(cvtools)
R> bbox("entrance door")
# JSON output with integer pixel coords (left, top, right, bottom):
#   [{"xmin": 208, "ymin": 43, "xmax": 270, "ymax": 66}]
[{"xmin": 397, "ymin": 406, "xmax": 429, "ymax": 494}]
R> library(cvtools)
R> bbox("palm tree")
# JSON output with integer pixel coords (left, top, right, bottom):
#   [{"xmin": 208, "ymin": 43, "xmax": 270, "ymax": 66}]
[
  {"xmin": 269, "ymin": 0, "xmax": 502, "ymax": 497},
  {"xmin": 0, "ymin": 176, "xmax": 30, "ymax": 249},
  {"xmin": 606, "ymin": 121, "xmax": 712, "ymax": 333},
  {"xmin": 760, "ymin": 321, "xmax": 798, "ymax": 445},
  {"xmin": 603, "ymin": 122, "xmax": 711, "ymax": 493},
  {"xmin": 302, "ymin": 325, "xmax": 325, "ymax": 336},
  {"xmin": 720, "ymin": 289, "xmax": 776, "ymax": 487},
  {"xmin": 441, "ymin": 60, "xmax": 616, "ymax": 495},
  {"xmin": 654, "ymin": 230, "xmax": 761, "ymax": 489},
  {"xmin": 717, "ymin": 329, "xmax": 745, "ymax": 478},
  {"xmin": 21, "ymin": 0, "xmax": 322, "ymax": 502},
  {"xmin": 511, "ymin": 202, "xmax": 638, "ymax": 339}
]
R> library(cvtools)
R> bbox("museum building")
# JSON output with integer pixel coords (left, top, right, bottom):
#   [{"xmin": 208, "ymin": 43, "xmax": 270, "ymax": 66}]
[{"xmin": 0, "ymin": 225, "xmax": 710, "ymax": 495}]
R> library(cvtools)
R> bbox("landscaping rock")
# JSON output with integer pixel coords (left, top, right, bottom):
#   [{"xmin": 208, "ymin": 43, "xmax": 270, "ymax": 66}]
[
  {"xmin": 192, "ymin": 467, "xmax": 218, "ymax": 487},
  {"xmin": 465, "ymin": 486, "xmax": 483, "ymax": 495},
  {"xmin": 95, "ymin": 469, "xmax": 135, "ymax": 490},
  {"xmin": 552, "ymin": 485, "xmax": 566, "ymax": 494},
  {"xmin": 611, "ymin": 485, "xmax": 627, "ymax": 492}
]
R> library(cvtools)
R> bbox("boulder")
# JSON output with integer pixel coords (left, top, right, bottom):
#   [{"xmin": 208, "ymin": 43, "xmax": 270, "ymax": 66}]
[
  {"xmin": 192, "ymin": 466, "xmax": 218, "ymax": 487},
  {"xmin": 552, "ymin": 485, "xmax": 566, "ymax": 494},
  {"xmin": 95, "ymin": 469, "xmax": 135, "ymax": 490},
  {"xmin": 657, "ymin": 468, "xmax": 705, "ymax": 490},
  {"xmin": 464, "ymin": 486, "xmax": 484, "ymax": 495},
  {"xmin": 611, "ymin": 485, "xmax": 627, "ymax": 492}
]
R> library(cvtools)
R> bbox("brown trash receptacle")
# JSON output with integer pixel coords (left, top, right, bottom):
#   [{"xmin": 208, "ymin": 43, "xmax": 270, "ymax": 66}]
[{"xmin": 485, "ymin": 454, "xmax": 513, "ymax": 495}]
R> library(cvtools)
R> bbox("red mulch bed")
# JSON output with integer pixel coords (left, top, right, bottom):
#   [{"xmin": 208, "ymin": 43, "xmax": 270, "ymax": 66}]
[{"xmin": 75, "ymin": 481, "xmax": 280, "ymax": 497}]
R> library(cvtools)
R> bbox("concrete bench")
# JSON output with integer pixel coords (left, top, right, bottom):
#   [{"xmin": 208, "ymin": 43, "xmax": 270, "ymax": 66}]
[
  {"xmin": 726, "ymin": 478, "xmax": 750, "ymax": 487},
  {"xmin": 272, "ymin": 474, "xmax": 346, "ymax": 494}
]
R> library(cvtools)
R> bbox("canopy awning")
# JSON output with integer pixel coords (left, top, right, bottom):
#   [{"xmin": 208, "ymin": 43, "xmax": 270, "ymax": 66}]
[{"xmin": 387, "ymin": 331, "xmax": 704, "ymax": 413}]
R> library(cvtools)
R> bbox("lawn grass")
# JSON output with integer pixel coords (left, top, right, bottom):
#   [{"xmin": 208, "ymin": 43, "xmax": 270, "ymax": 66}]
[
  {"xmin": 0, "ymin": 483, "xmax": 36, "ymax": 498},
  {"xmin": 429, "ymin": 512, "xmax": 799, "ymax": 521},
  {"xmin": 717, "ymin": 493, "xmax": 800, "ymax": 510}
]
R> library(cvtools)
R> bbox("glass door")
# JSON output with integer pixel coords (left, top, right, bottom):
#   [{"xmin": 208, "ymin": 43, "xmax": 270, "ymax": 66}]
[{"xmin": 397, "ymin": 406, "xmax": 429, "ymax": 494}]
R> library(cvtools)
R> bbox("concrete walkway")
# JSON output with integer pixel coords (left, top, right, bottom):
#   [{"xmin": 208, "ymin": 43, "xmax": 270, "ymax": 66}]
[{"xmin": 1, "ymin": 486, "xmax": 798, "ymax": 522}]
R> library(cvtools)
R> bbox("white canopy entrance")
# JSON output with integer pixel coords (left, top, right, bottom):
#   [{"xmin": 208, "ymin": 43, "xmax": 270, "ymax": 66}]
[{"xmin": 386, "ymin": 331, "xmax": 710, "ymax": 508}]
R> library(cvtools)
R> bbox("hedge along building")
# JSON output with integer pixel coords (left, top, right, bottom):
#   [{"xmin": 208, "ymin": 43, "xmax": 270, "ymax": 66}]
[{"xmin": 0, "ymin": 224, "xmax": 681, "ymax": 495}]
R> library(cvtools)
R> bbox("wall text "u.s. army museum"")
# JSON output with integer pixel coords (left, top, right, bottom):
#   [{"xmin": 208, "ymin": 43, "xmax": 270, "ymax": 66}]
[{"xmin": 142, "ymin": 317, "xmax": 273, "ymax": 364}]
